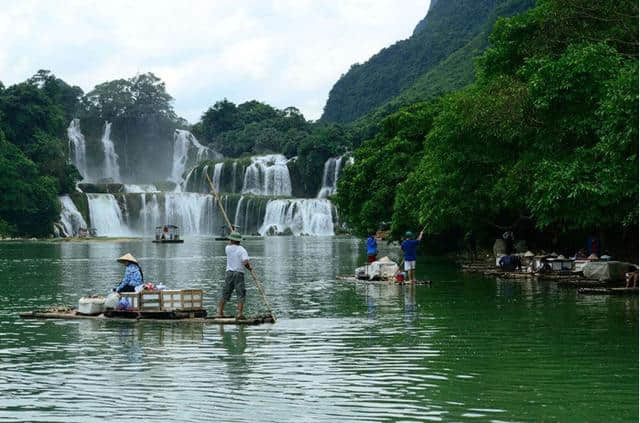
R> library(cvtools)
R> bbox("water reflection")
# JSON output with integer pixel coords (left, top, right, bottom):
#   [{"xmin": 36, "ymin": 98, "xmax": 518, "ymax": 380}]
[{"xmin": 219, "ymin": 325, "xmax": 248, "ymax": 389}]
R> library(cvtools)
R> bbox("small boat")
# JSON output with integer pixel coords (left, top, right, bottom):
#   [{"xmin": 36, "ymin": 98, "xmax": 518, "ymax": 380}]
[{"xmin": 153, "ymin": 225, "xmax": 184, "ymax": 243}]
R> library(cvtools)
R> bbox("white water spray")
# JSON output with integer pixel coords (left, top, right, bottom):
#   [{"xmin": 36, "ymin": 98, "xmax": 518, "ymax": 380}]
[
  {"xmin": 317, "ymin": 155, "xmax": 352, "ymax": 198},
  {"xmin": 100, "ymin": 122, "xmax": 121, "ymax": 181},
  {"xmin": 171, "ymin": 129, "xmax": 222, "ymax": 184},
  {"xmin": 87, "ymin": 194, "xmax": 130, "ymax": 237},
  {"xmin": 242, "ymin": 154, "xmax": 292, "ymax": 196},
  {"xmin": 259, "ymin": 199, "xmax": 334, "ymax": 236},
  {"xmin": 67, "ymin": 119, "xmax": 89, "ymax": 181},
  {"xmin": 58, "ymin": 195, "xmax": 87, "ymax": 237}
]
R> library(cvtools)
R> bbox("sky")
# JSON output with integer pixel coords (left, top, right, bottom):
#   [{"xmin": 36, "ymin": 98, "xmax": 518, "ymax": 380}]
[{"xmin": 0, "ymin": 0, "xmax": 429, "ymax": 123}]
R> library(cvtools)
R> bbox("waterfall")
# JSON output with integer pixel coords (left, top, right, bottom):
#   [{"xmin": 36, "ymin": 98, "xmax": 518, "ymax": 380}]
[
  {"xmin": 124, "ymin": 184, "xmax": 159, "ymax": 193},
  {"xmin": 317, "ymin": 155, "xmax": 352, "ymax": 198},
  {"xmin": 163, "ymin": 193, "xmax": 215, "ymax": 234},
  {"xmin": 67, "ymin": 119, "xmax": 88, "ymax": 180},
  {"xmin": 100, "ymin": 122, "xmax": 121, "ymax": 181},
  {"xmin": 58, "ymin": 195, "xmax": 87, "ymax": 237},
  {"xmin": 171, "ymin": 129, "xmax": 222, "ymax": 184},
  {"xmin": 212, "ymin": 163, "xmax": 223, "ymax": 192},
  {"xmin": 139, "ymin": 194, "xmax": 161, "ymax": 235},
  {"xmin": 242, "ymin": 154, "xmax": 292, "ymax": 196},
  {"xmin": 234, "ymin": 196, "xmax": 245, "ymax": 230},
  {"xmin": 87, "ymin": 194, "xmax": 130, "ymax": 237},
  {"xmin": 259, "ymin": 199, "xmax": 334, "ymax": 236}
]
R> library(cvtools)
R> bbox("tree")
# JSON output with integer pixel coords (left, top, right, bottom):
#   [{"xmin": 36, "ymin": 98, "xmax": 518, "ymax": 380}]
[{"xmin": 0, "ymin": 130, "xmax": 59, "ymax": 236}]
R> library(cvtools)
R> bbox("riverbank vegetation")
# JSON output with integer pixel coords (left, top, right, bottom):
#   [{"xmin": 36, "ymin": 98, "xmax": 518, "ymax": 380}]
[
  {"xmin": 0, "ymin": 71, "xmax": 82, "ymax": 236},
  {"xmin": 336, "ymin": 0, "xmax": 638, "ymax": 256}
]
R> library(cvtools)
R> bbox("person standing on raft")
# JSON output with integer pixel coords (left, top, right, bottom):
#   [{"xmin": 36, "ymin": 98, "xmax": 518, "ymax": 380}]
[
  {"xmin": 366, "ymin": 230, "xmax": 378, "ymax": 263},
  {"xmin": 115, "ymin": 253, "xmax": 143, "ymax": 293},
  {"xmin": 218, "ymin": 231, "xmax": 253, "ymax": 320},
  {"xmin": 401, "ymin": 230, "xmax": 424, "ymax": 283}
]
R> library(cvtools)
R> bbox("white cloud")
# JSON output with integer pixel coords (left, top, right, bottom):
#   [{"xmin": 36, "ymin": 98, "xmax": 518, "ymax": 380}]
[{"xmin": 0, "ymin": 0, "xmax": 429, "ymax": 122}]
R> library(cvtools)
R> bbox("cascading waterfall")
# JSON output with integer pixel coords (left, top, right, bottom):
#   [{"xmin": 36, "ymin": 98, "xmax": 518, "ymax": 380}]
[
  {"xmin": 212, "ymin": 163, "xmax": 223, "ymax": 192},
  {"xmin": 100, "ymin": 122, "xmax": 121, "ymax": 181},
  {"xmin": 124, "ymin": 184, "xmax": 159, "ymax": 193},
  {"xmin": 259, "ymin": 199, "xmax": 334, "ymax": 236},
  {"xmin": 57, "ymin": 196, "xmax": 87, "ymax": 237},
  {"xmin": 171, "ymin": 129, "xmax": 222, "ymax": 184},
  {"xmin": 87, "ymin": 194, "xmax": 130, "ymax": 237},
  {"xmin": 242, "ymin": 154, "xmax": 292, "ymax": 196},
  {"xmin": 139, "ymin": 194, "xmax": 161, "ymax": 235},
  {"xmin": 67, "ymin": 119, "xmax": 89, "ymax": 181},
  {"xmin": 317, "ymin": 155, "xmax": 352, "ymax": 198}
]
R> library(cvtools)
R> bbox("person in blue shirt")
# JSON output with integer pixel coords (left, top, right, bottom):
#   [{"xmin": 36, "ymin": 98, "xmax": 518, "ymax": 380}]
[
  {"xmin": 366, "ymin": 230, "xmax": 378, "ymax": 263},
  {"xmin": 401, "ymin": 230, "xmax": 424, "ymax": 283},
  {"xmin": 115, "ymin": 253, "xmax": 144, "ymax": 293}
]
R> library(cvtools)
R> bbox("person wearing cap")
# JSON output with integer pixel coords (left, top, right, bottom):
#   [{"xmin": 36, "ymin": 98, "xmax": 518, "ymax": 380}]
[
  {"xmin": 401, "ymin": 230, "xmax": 424, "ymax": 283},
  {"xmin": 115, "ymin": 253, "xmax": 144, "ymax": 293},
  {"xmin": 218, "ymin": 231, "xmax": 253, "ymax": 320}
]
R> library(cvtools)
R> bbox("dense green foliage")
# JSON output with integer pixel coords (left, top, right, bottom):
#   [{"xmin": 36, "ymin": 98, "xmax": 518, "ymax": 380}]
[
  {"xmin": 78, "ymin": 72, "xmax": 184, "ymax": 182},
  {"xmin": 0, "ymin": 129, "xmax": 60, "ymax": 236},
  {"xmin": 337, "ymin": 0, "xmax": 638, "ymax": 253},
  {"xmin": 0, "ymin": 71, "xmax": 83, "ymax": 236},
  {"xmin": 193, "ymin": 100, "xmax": 308, "ymax": 157},
  {"xmin": 321, "ymin": 0, "xmax": 533, "ymax": 123}
]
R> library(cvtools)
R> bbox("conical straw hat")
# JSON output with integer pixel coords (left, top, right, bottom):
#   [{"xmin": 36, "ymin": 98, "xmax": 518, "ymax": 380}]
[{"xmin": 117, "ymin": 253, "xmax": 138, "ymax": 264}]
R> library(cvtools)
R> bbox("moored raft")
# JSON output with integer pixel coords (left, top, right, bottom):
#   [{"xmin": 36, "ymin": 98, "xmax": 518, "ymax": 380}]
[{"xmin": 577, "ymin": 287, "xmax": 639, "ymax": 296}]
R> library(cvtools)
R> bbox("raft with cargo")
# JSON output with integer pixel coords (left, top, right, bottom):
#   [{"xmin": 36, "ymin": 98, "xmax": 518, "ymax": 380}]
[
  {"xmin": 337, "ymin": 256, "xmax": 433, "ymax": 285},
  {"xmin": 19, "ymin": 289, "xmax": 275, "ymax": 325}
]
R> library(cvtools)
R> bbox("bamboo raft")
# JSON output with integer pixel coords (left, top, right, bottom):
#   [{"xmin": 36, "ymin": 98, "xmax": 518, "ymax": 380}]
[
  {"xmin": 460, "ymin": 262, "xmax": 605, "ymax": 285},
  {"xmin": 19, "ymin": 308, "xmax": 275, "ymax": 325},
  {"xmin": 577, "ymin": 287, "xmax": 639, "ymax": 296},
  {"xmin": 336, "ymin": 275, "xmax": 432, "ymax": 286}
]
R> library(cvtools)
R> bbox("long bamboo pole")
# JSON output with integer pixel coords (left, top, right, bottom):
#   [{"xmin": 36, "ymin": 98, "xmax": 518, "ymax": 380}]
[{"xmin": 205, "ymin": 171, "xmax": 276, "ymax": 321}]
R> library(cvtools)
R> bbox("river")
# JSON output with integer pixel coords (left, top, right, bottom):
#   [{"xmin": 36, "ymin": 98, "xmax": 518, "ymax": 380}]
[{"xmin": 0, "ymin": 237, "xmax": 637, "ymax": 422}]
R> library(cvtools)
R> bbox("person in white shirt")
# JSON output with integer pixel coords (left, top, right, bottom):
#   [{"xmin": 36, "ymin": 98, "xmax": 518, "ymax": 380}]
[{"xmin": 218, "ymin": 231, "xmax": 252, "ymax": 320}]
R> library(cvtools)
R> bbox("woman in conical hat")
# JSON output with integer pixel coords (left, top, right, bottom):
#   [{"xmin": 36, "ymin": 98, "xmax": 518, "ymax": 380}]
[{"xmin": 115, "ymin": 253, "xmax": 144, "ymax": 293}]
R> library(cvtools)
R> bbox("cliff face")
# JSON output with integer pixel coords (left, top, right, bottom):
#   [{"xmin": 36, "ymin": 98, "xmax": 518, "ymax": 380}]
[{"xmin": 321, "ymin": 0, "xmax": 533, "ymax": 124}]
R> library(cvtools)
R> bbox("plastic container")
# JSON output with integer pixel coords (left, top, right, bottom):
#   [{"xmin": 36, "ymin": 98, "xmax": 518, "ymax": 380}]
[{"xmin": 78, "ymin": 297, "xmax": 105, "ymax": 315}]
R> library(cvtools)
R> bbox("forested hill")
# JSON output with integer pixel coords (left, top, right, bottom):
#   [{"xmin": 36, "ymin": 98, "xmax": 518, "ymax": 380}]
[{"xmin": 321, "ymin": 0, "xmax": 533, "ymax": 123}]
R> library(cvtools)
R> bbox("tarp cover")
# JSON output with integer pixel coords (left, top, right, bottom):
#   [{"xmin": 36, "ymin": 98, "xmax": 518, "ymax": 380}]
[
  {"xmin": 355, "ymin": 256, "xmax": 399, "ymax": 280},
  {"xmin": 582, "ymin": 261, "xmax": 638, "ymax": 281}
]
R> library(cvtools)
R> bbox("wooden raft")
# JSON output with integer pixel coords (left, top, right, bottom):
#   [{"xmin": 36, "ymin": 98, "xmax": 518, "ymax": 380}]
[
  {"xmin": 336, "ymin": 276, "xmax": 432, "ymax": 286},
  {"xmin": 578, "ymin": 287, "xmax": 639, "ymax": 296},
  {"xmin": 19, "ymin": 309, "xmax": 275, "ymax": 325}
]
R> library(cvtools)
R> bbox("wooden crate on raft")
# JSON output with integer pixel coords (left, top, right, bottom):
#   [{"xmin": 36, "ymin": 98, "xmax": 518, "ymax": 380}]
[
  {"xmin": 161, "ymin": 290, "xmax": 203, "ymax": 311},
  {"xmin": 119, "ymin": 289, "xmax": 204, "ymax": 312}
]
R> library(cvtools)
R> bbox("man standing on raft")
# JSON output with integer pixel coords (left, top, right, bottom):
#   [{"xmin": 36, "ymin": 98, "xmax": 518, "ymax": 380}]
[
  {"xmin": 401, "ymin": 230, "xmax": 424, "ymax": 283},
  {"xmin": 218, "ymin": 231, "xmax": 253, "ymax": 320}
]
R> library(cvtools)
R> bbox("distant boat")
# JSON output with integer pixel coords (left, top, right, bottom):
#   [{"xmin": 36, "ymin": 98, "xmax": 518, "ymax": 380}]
[{"xmin": 152, "ymin": 225, "xmax": 184, "ymax": 243}]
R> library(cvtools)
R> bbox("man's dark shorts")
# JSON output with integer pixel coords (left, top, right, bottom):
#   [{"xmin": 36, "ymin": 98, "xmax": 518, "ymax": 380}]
[{"xmin": 222, "ymin": 271, "xmax": 246, "ymax": 303}]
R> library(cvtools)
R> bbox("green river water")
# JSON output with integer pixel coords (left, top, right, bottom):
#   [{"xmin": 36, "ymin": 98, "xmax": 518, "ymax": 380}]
[{"xmin": 0, "ymin": 237, "xmax": 637, "ymax": 422}]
